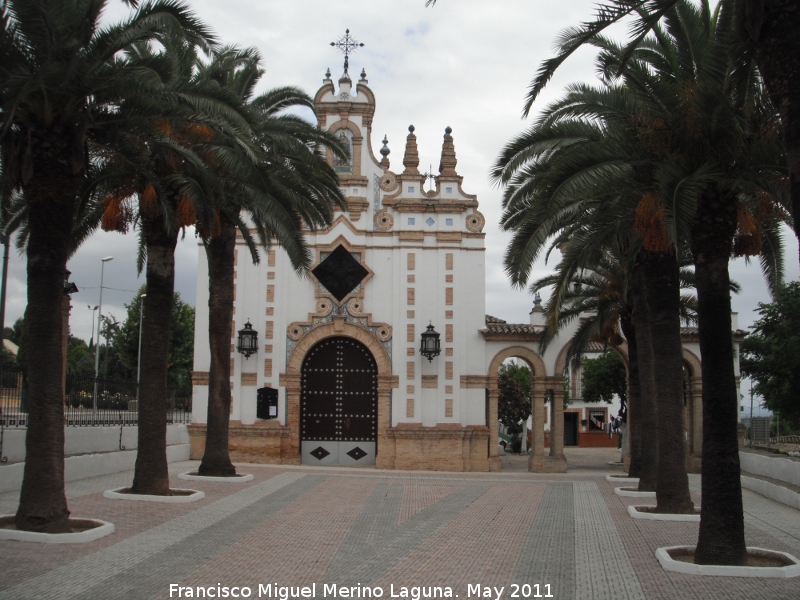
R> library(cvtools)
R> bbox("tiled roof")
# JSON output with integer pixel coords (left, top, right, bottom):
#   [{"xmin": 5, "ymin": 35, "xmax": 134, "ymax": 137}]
[
  {"xmin": 485, "ymin": 314, "xmax": 507, "ymax": 324},
  {"xmin": 483, "ymin": 322, "xmax": 540, "ymax": 335}
]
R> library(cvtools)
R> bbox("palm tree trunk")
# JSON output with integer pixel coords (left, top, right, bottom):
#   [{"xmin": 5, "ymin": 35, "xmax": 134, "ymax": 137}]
[
  {"xmin": 620, "ymin": 308, "xmax": 642, "ymax": 478},
  {"xmin": 692, "ymin": 193, "xmax": 747, "ymax": 566},
  {"xmin": 131, "ymin": 214, "xmax": 178, "ymax": 495},
  {"xmin": 631, "ymin": 266, "xmax": 658, "ymax": 492},
  {"xmin": 198, "ymin": 215, "xmax": 237, "ymax": 476},
  {"xmin": 744, "ymin": 2, "xmax": 800, "ymax": 264},
  {"xmin": 641, "ymin": 250, "xmax": 694, "ymax": 513},
  {"xmin": 14, "ymin": 151, "xmax": 78, "ymax": 532}
]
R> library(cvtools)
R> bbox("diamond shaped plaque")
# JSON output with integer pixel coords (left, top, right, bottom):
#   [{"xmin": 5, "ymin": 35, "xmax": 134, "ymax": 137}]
[
  {"xmin": 347, "ymin": 446, "xmax": 368, "ymax": 461},
  {"xmin": 310, "ymin": 446, "xmax": 331, "ymax": 460},
  {"xmin": 312, "ymin": 245, "xmax": 369, "ymax": 302}
]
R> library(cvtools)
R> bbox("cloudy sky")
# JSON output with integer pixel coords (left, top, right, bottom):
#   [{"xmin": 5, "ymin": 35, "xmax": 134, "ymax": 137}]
[{"xmin": 4, "ymin": 0, "xmax": 793, "ymax": 411}]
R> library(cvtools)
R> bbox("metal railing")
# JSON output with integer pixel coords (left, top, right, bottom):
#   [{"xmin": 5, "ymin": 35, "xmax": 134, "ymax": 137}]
[{"xmin": 0, "ymin": 367, "xmax": 191, "ymax": 428}]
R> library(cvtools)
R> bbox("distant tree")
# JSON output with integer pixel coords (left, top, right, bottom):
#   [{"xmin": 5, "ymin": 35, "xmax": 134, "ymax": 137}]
[
  {"xmin": 741, "ymin": 282, "xmax": 800, "ymax": 430},
  {"xmin": 581, "ymin": 351, "xmax": 628, "ymax": 411},
  {"xmin": 66, "ymin": 335, "xmax": 94, "ymax": 377},
  {"xmin": 4, "ymin": 317, "xmax": 24, "ymax": 345},
  {"xmin": 114, "ymin": 287, "xmax": 195, "ymax": 395},
  {"xmin": 498, "ymin": 362, "xmax": 532, "ymax": 436}
]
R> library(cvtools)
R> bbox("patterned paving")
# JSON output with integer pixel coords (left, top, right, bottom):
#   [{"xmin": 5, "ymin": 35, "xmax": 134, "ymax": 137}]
[{"xmin": 1, "ymin": 457, "xmax": 799, "ymax": 600}]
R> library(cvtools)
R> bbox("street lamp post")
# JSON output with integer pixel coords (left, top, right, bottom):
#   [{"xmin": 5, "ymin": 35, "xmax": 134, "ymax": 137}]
[
  {"xmin": 136, "ymin": 294, "xmax": 146, "ymax": 404},
  {"xmin": 93, "ymin": 256, "xmax": 113, "ymax": 411},
  {"xmin": 88, "ymin": 304, "xmax": 99, "ymax": 353},
  {"xmin": 0, "ymin": 234, "xmax": 9, "ymax": 390}
]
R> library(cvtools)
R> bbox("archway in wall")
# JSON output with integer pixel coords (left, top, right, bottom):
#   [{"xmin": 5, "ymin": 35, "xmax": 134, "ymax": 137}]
[
  {"xmin": 487, "ymin": 346, "xmax": 548, "ymax": 470},
  {"xmin": 300, "ymin": 337, "xmax": 378, "ymax": 465},
  {"xmin": 682, "ymin": 348, "xmax": 703, "ymax": 471},
  {"xmin": 553, "ymin": 342, "xmax": 630, "ymax": 448}
]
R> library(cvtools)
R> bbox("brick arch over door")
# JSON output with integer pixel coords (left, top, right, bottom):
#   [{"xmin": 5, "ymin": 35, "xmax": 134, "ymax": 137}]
[
  {"xmin": 553, "ymin": 342, "xmax": 630, "ymax": 378},
  {"xmin": 281, "ymin": 321, "xmax": 397, "ymax": 466}
]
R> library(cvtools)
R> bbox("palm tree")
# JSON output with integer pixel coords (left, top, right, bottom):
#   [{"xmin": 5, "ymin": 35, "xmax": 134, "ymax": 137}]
[
  {"xmin": 191, "ymin": 48, "xmax": 347, "ymax": 476},
  {"xmin": 494, "ymin": 77, "xmax": 695, "ymax": 511},
  {"xmin": 88, "ymin": 38, "xmax": 265, "ymax": 494},
  {"xmin": 442, "ymin": 0, "xmax": 798, "ymax": 261},
  {"xmin": 496, "ymin": 0, "xmax": 787, "ymax": 562},
  {"xmin": 613, "ymin": 2, "xmax": 787, "ymax": 563},
  {"xmin": 0, "ymin": 0, "xmax": 213, "ymax": 532}
]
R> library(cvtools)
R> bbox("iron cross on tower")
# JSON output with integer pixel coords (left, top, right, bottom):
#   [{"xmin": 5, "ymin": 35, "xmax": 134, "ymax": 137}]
[{"xmin": 330, "ymin": 29, "xmax": 364, "ymax": 78}]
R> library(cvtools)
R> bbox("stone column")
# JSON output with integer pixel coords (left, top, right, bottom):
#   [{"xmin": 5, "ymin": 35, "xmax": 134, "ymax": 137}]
[
  {"xmin": 687, "ymin": 376, "xmax": 703, "ymax": 472},
  {"xmin": 549, "ymin": 384, "xmax": 567, "ymax": 471},
  {"xmin": 280, "ymin": 373, "xmax": 302, "ymax": 463},
  {"xmin": 487, "ymin": 377, "xmax": 501, "ymax": 472},
  {"xmin": 375, "ymin": 375, "xmax": 396, "ymax": 469},
  {"xmin": 61, "ymin": 293, "xmax": 71, "ymax": 395},
  {"xmin": 528, "ymin": 379, "xmax": 549, "ymax": 472}
]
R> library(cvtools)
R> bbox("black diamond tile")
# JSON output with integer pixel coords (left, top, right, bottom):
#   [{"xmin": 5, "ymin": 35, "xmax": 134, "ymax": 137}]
[
  {"xmin": 312, "ymin": 245, "xmax": 369, "ymax": 301},
  {"xmin": 347, "ymin": 446, "xmax": 368, "ymax": 461},
  {"xmin": 310, "ymin": 446, "xmax": 331, "ymax": 460}
]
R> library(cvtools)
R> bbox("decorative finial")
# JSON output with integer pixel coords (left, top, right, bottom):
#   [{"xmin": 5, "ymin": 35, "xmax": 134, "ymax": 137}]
[
  {"xmin": 325, "ymin": 67, "xmax": 331, "ymax": 79},
  {"xmin": 438, "ymin": 125, "xmax": 458, "ymax": 176},
  {"xmin": 533, "ymin": 292, "xmax": 542, "ymax": 307},
  {"xmin": 402, "ymin": 125, "xmax": 420, "ymax": 175},
  {"xmin": 380, "ymin": 135, "xmax": 390, "ymax": 169},
  {"xmin": 360, "ymin": 68, "xmax": 367, "ymax": 81},
  {"xmin": 330, "ymin": 28, "xmax": 364, "ymax": 78}
]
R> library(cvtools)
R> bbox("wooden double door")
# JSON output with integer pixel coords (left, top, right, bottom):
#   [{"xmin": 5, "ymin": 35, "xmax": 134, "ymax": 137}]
[{"xmin": 300, "ymin": 337, "xmax": 378, "ymax": 465}]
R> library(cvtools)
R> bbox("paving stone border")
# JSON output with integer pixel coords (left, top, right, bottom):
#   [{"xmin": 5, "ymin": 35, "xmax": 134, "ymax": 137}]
[
  {"xmin": 656, "ymin": 546, "xmax": 800, "ymax": 578},
  {"xmin": 177, "ymin": 472, "xmax": 254, "ymax": 482},
  {"xmin": 614, "ymin": 486, "xmax": 655, "ymax": 497},
  {"xmin": 103, "ymin": 488, "xmax": 204, "ymax": 503},
  {"xmin": 0, "ymin": 516, "xmax": 115, "ymax": 544},
  {"xmin": 627, "ymin": 505, "xmax": 700, "ymax": 521}
]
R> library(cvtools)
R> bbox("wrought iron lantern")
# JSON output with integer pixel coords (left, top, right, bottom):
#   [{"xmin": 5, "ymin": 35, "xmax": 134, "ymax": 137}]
[
  {"xmin": 419, "ymin": 322, "xmax": 441, "ymax": 362},
  {"xmin": 236, "ymin": 320, "xmax": 258, "ymax": 359}
]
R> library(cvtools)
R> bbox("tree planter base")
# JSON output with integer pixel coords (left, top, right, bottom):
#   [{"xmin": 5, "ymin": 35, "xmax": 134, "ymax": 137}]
[
  {"xmin": 656, "ymin": 546, "xmax": 800, "ymax": 578},
  {"xmin": 0, "ymin": 515, "xmax": 114, "ymax": 544},
  {"xmin": 606, "ymin": 474, "xmax": 639, "ymax": 483},
  {"xmin": 103, "ymin": 488, "xmax": 204, "ymax": 503},
  {"xmin": 628, "ymin": 505, "xmax": 700, "ymax": 521},
  {"xmin": 615, "ymin": 486, "xmax": 655, "ymax": 497},
  {"xmin": 178, "ymin": 472, "xmax": 254, "ymax": 482}
]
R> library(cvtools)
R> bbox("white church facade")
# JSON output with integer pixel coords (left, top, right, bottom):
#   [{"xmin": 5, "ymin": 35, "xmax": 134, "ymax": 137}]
[{"xmin": 188, "ymin": 67, "xmax": 739, "ymax": 473}]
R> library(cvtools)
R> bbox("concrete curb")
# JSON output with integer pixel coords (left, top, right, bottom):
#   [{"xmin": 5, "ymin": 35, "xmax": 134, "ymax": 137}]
[
  {"xmin": 178, "ymin": 472, "xmax": 254, "ymax": 482},
  {"xmin": 0, "ymin": 516, "xmax": 115, "ymax": 544},
  {"xmin": 628, "ymin": 505, "xmax": 700, "ymax": 521},
  {"xmin": 615, "ymin": 487, "xmax": 655, "ymax": 498},
  {"xmin": 656, "ymin": 546, "xmax": 800, "ymax": 578},
  {"xmin": 103, "ymin": 488, "xmax": 204, "ymax": 503},
  {"xmin": 606, "ymin": 475, "xmax": 639, "ymax": 483}
]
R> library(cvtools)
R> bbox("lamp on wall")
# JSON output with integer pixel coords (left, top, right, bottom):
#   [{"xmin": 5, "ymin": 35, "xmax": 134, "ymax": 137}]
[
  {"xmin": 419, "ymin": 322, "xmax": 441, "ymax": 362},
  {"xmin": 236, "ymin": 320, "xmax": 258, "ymax": 359}
]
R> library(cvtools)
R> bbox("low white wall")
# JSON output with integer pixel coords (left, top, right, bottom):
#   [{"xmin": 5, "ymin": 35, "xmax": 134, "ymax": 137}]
[
  {"xmin": 0, "ymin": 425, "xmax": 190, "ymax": 493},
  {"xmin": 739, "ymin": 451, "xmax": 800, "ymax": 487},
  {"xmin": 741, "ymin": 475, "xmax": 800, "ymax": 511}
]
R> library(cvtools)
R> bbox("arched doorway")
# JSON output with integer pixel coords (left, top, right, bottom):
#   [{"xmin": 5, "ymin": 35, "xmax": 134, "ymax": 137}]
[{"xmin": 300, "ymin": 336, "xmax": 378, "ymax": 465}]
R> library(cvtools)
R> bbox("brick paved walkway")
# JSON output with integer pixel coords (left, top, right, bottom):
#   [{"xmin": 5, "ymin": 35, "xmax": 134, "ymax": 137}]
[{"xmin": 1, "ymin": 454, "xmax": 799, "ymax": 600}]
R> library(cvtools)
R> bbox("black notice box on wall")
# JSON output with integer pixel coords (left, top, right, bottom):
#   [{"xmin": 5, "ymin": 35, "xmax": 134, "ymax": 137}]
[{"xmin": 257, "ymin": 387, "xmax": 279, "ymax": 420}]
